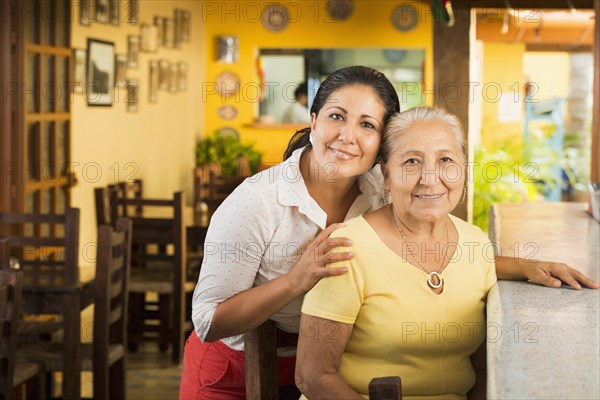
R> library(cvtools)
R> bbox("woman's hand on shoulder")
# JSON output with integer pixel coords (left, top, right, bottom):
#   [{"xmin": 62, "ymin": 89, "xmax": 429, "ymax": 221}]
[
  {"xmin": 286, "ymin": 223, "xmax": 354, "ymax": 294},
  {"xmin": 525, "ymin": 260, "xmax": 599, "ymax": 290}
]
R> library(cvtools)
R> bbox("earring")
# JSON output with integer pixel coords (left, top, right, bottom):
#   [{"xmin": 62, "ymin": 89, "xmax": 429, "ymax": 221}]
[
  {"xmin": 381, "ymin": 188, "xmax": 391, "ymax": 207},
  {"xmin": 309, "ymin": 132, "xmax": 315, "ymax": 146},
  {"xmin": 459, "ymin": 187, "xmax": 467, "ymax": 204}
]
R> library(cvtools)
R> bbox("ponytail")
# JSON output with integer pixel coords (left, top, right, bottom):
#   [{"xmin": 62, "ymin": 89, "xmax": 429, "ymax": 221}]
[{"xmin": 283, "ymin": 127, "xmax": 311, "ymax": 160}]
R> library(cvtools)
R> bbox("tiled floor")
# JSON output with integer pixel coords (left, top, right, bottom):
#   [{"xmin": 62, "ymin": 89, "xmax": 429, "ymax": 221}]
[
  {"xmin": 76, "ymin": 342, "xmax": 182, "ymax": 399},
  {"xmin": 126, "ymin": 343, "xmax": 183, "ymax": 400}
]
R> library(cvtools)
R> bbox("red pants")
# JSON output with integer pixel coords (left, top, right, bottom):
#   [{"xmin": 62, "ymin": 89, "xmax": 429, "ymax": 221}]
[{"xmin": 179, "ymin": 332, "xmax": 296, "ymax": 400}]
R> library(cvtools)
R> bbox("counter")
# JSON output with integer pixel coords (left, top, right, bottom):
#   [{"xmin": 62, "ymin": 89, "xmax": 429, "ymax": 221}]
[{"xmin": 487, "ymin": 202, "xmax": 599, "ymax": 399}]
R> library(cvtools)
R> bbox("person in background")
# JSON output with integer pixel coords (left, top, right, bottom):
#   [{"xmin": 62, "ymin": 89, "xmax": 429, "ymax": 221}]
[
  {"xmin": 180, "ymin": 66, "xmax": 598, "ymax": 400},
  {"xmin": 282, "ymin": 82, "xmax": 310, "ymax": 124}
]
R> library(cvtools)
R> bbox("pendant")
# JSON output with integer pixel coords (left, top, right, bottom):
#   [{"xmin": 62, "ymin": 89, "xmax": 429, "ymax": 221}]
[{"xmin": 427, "ymin": 272, "xmax": 444, "ymax": 289}]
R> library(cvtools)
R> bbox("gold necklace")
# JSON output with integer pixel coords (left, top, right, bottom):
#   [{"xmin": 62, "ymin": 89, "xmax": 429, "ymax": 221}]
[{"xmin": 389, "ymin": 205, "xmax": 449, "ymax": 290}]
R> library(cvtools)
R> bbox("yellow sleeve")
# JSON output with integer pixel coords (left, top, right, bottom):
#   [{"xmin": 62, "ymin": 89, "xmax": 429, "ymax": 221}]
[
  {"xmin": 301, "ymin": 248, "xmax": 364, "ymax": 325},
  {"xmin": 484, "ymin": 243, "xmax": 498, "ymax": 293}
]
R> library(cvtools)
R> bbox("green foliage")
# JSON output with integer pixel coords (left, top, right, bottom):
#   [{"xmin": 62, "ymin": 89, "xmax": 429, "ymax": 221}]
[
  {"xmin": 196, "ymin": 134, "xmax": 262, "ymax": 176},
  {"xmin": 472, "ymin": 138, "xmax": 557, "ymax": 232}
]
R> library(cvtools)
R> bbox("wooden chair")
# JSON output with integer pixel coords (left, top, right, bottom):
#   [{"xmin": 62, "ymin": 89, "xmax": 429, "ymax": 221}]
[
  {"xmin": 244, "ymin": 320, "xmax": 299, "ymax": 400},
  {"xmin": 0, "ymin": 267, "xmax": 46, "ymax": 400},
  {"xmin": 110, "ymin": 190, "xmax": 188, "ymax": 364},
  {"xmin": 16, "ymin": 219, "xmax": 132, "ymax": 400},
  {"xmin": 0, "ymin": 208, "xmax": 80, "ymax": 286},
  {"xmin": 193, "ymin": 161, "xmax": 248, "ymax": 223},
  {"xmin": 95, "ymin": 180, "xmax": 143, "ymax": 227},
  {"xmin": 244, "ymin": 321, "xmax": 402, "ymax": 400},
  {"xmin": 369, "ymin": 377, "xmax": 402, "ymax": 400}
]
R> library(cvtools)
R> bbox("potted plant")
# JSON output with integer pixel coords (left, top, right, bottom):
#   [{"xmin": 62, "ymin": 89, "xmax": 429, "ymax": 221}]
[{"xmin": 195, "ymin": 132, "xmax": 263, "ymax": 177}]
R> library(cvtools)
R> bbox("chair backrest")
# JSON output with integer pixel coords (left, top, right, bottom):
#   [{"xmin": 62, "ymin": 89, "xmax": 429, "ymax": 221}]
[
  {"xmin": 244, "ymin": 320, "xmax": 279, "ymax": 400},
  {"xmin": 0, "ymin": 209, "xmax": 80, "ymax": 286},
  {"xmin": 93, "ymin": 219, "xmax": 132, "ymax": 399},
  {"xmin": 369, "ymin": 376, "xmax": 402, "ymax": 400},
  {"xmin": 193, "ymin": 164, "xmax": 247, "ymax": 218},
  {"xmin": 94, "ymin": 187, "xmax": 111, "ymax": 227},
  {"xmin": 108, "ymin": 180, "xmax": 144, "ymax": 219},
  {"xmin": 0, "ymin": 267, "xmax": 24, "ymax": 400}
]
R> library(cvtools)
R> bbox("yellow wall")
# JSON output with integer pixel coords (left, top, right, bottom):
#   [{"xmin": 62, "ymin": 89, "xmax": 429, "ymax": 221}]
[
  {"xmin": 202, "ymin": 0, "xmax": 433, "ymax": 165},
  {"xmin": 71, "ymin": 1, "xmax": 205, "ymax": 264},
  {"xmin": 523, "ymin": 52, "xmax": 570, "ymax": 101},
  {"xmin": 480, "ymin": 42, "xmax": 526, "ymax": 146}
]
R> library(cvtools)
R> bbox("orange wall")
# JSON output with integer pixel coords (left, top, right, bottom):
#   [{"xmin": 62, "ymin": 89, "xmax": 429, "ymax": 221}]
[{"xmin": 202, "ymin": 0, "xmax": 434, "ymax": 164}]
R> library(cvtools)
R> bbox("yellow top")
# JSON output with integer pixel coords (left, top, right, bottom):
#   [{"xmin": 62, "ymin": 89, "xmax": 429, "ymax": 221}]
[{"xmin": 301, "ymin": 215, "xmax": 497, "ymax": 400}]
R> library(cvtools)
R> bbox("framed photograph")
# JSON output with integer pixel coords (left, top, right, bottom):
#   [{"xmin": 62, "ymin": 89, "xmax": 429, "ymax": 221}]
[
  {"xmin": 149, "ymin": 60, "xmax": 158, "ymax": 103},
  {"xmin": 72, "ymin": 48, "xmax": 86, "ymax": 93},
  {"xmin": 175, "ymin": 9, "xmax": 190, "ymax": 43},
  {"xmin": 153, "ymin": 16, "xmax": 164, "ymax": 46},
  {"xmin": 125, "ymin": 80, "xmax": 139, "ymax": 112},
  {"xmin": 80, "ymin": 0, "xmax": 92, "ymax": 26},
  {"xmin": 177, "ymin": 61, "xmax": 187, "ymax": 91},
  {"xmin": 168, "ymin": 63, "xmax": 178, "ymax": 93},
  {"xmin": 140, "ymin": 23, "xmax": 158, "ymax": 53},
  {"xmin": 109, "ymin": 0, "xmax": 120, "ymax": 26},
  {"xmin": 158, "ymin": 59, "xmax": 170, "ymax": 90},
  {"xmin": 86, "ymin": 38, "xmax": 115, "ymax": 106},
  {"xmin": 96, "ymin": 0, "xmax": 109, "ymax": 23},
  {"xmin": 127, "ymin": 34, "xmax": 139, "ymax": 68},
  {"xmin": 114, "ymin": 54, "xmax": 127, "ymax": 88},
  {"xmin": 125, "ymin": 0, "xmax": 138, "ymax": 23},
  {"xmin": 164, "ymin": 17, "xmax": 174, "ymax": 48}
]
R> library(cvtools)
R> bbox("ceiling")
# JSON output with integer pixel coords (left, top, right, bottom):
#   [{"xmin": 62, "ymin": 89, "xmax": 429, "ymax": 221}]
[{"xmin": 476, "ymin": 8, "xmax": 595, "ymax": 51}]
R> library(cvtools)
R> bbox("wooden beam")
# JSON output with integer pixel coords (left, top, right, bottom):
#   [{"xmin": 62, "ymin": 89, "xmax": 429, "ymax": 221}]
[
  {"xmin": 434, "ymin": 7, "xmax": 473, "ymax": 221},
  {"xmin": 454, "ymin": 1, "xmax": 594, "ymax": 9},
  {"xmin": 592, "ymin": 0, "xmax": 599, "ymax": 182}
]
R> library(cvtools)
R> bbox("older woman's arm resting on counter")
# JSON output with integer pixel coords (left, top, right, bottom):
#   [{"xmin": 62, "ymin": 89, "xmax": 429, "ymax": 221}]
[
  {"xmin": 495, "ymin": 256, "xmax": 600, "ymax": 290},
  {"xmin": 295, "ymin": 314, "xmax": 363, "ymax": 400}
]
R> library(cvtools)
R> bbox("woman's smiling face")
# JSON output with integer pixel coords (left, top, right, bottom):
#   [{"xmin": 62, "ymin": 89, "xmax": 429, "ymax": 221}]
[
  {"xmin": 384, "ymin": 119, "xmax": 466, "ymax": 223},
  {"xmin": 309, "ymin": 84, "xmax": 386, "ymax": 180}
]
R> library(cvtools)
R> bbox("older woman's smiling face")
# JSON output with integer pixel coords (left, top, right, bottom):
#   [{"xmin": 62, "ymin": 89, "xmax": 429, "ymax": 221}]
[{"xmin": 385, "ymin": 120, "xmax": 466, "ymax": 224}]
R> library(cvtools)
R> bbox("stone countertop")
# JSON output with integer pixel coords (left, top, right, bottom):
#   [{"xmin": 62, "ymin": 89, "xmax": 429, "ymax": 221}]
[{"xmin": 487, "ymin": 202, "xmax": 599, "ymax": 400}]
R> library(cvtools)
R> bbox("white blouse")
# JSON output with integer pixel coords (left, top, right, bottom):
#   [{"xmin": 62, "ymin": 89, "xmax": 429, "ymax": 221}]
[{"xmin": 191, "ymin": 147, "xmax": 385, "ymax": 350}]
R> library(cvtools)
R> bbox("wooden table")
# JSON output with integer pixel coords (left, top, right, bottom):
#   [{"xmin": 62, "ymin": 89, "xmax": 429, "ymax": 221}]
[
  {"xmin": 19, "ymin": 264, "xmax": 95, "ymax": 400},
  {"xmin": 487, "ymin": 202, "xmax": 599, "ymax": 399}
]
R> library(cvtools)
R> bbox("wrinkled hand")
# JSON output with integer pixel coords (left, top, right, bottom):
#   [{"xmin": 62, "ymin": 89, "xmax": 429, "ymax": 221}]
[
  {"xmin": 287, "ymin": 223, "xmax": 353, "ymax": 294},
  {"xmin": 525, "ymin": 260, "xmax": 600, "ymax": 290}
]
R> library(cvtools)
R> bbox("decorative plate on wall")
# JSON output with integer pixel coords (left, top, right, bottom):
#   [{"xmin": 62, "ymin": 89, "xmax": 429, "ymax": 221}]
[
  {"xmin": 261, "ymin": 3, "xmax": 289, "ymax": 32},
  {"xmin": 391, "ymin": 4, "xmax": 419, "ymax": 32},
  {"xmin": 326, "ymin": 0, "xmax": 354, "ymax": 21},
  {"xmin": 215, "ymin": 127, "xmax": 240, "ymax": 139},
  {"xmin": 217, "ymin": 105, "xmax": 238, "ymax": 121},
  {"xmin": 215, "ymin": 71, "xmax": 240, "ymax": 96}
]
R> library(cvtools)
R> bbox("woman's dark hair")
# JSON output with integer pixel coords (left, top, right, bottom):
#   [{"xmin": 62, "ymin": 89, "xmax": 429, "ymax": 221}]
[{"xmin": 283, "ymin": 66, "xmax": 400, "ymax": 160}]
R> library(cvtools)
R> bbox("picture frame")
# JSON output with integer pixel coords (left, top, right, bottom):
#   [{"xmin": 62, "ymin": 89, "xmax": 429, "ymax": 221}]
[
  {"xmin": 86, "ymin": 38, "xmax": 115, "ymax": 106},
  {"xmin": 153, "ymin": 16, "xmax": 164, "ymax": 46},
  {"xmin": 158, "ymin": 59, "xmax": 170, "ymax": 90},
  {"xmin": 114, "ymin": 54, "xmax": 128, "ymax": 88},
  {"xmin": 72, "ymin": 48, "xmax": 87, "ymax": 93},
  {"xmin": 80, "ymin": 0, "xmax": 92, "ymax": 26},
  {"xmin": 125, "ymin": 80, "xmax": 139, "ymax": 112},
  {"xmin": 109, "ymin": 0, "xmax": 120, "ymax": 26},
  {"xmin": 177, "ymin": 61, "xmax": 187, "ymax": 91},
  {"xmin": 168, "ymin": 63, "xmax": 178, "ymax": 93},
  {"xmin": 140, "ymin": 23, "xmax": 158, "ymax": 53},
  {"xmin": 127, "ymin": 34, "xmax": 140, "ymax": 68},
  {"xmin": 149, "ymin": 60, "xmax": 158, "ymax": 103},
  {"xmin": 163, "ymin": 17, "xmax": 175, "ymax": 48},
  {"xmin": 125, "ymin": 0, "xmax": 138, "ymax": 23},
  {"xmin": 96, "ymin": 0, "xmax": 109, "ymax": 23},
  {"xmin": 171, "ymin": 9, "xmax": 191, "ymax": 45}
]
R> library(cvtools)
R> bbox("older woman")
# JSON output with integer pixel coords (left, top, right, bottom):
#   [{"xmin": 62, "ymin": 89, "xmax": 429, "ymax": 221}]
[{"xmin": 296, "ymin": 107, "xmax": 499, "ymax": 399}]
